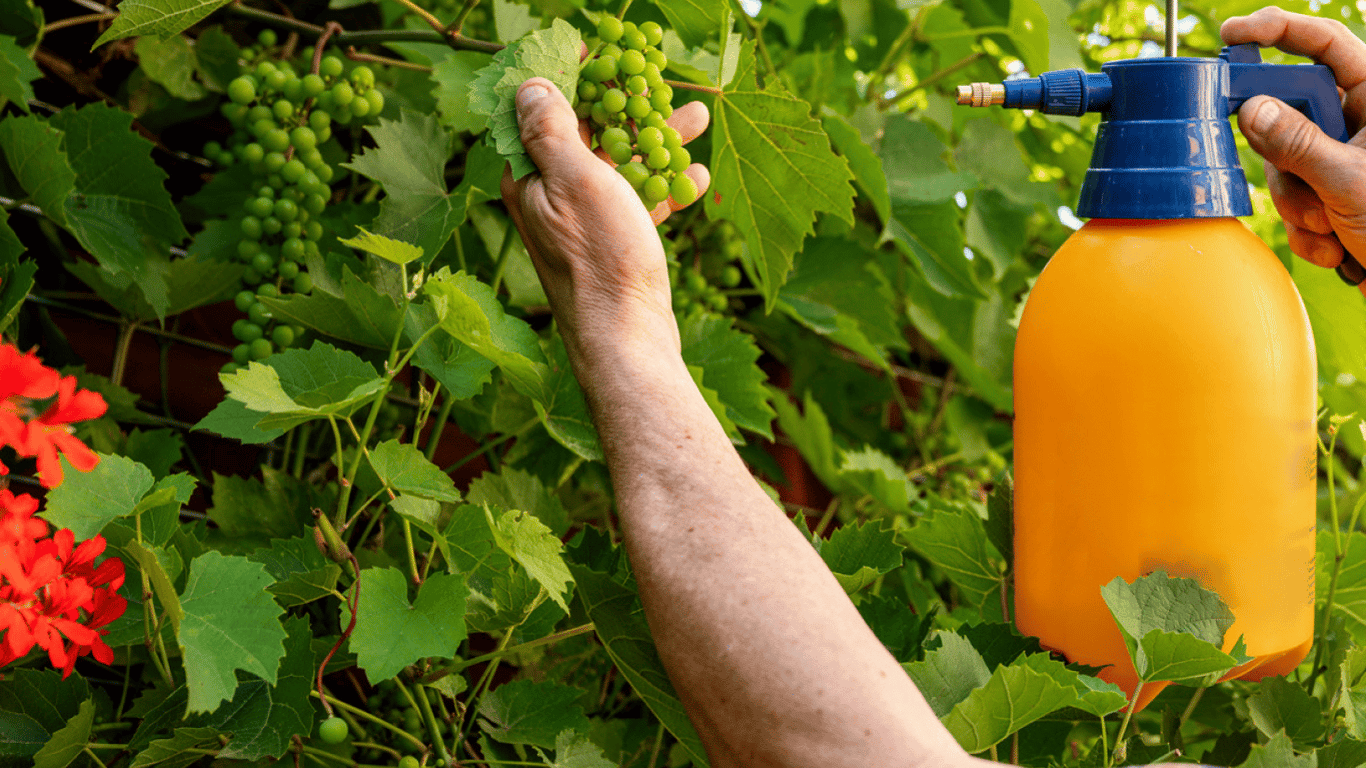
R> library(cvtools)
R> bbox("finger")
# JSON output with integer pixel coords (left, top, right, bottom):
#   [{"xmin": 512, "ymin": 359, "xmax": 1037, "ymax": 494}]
[
  {"xmin": 1221, "ymin": 7, "xmax": 1366, "ymax": 128},
  {"xmin": 667, "ymin": 100, "xmax": 710, "ymax": 145},
  {"xmin": 515, "ymin": 78, "xmax": 599, "ymax": 183},
  {"xmin": 1285, "ymin": 219, "xmax": 1344, "ymax": 268},
  {"xmin": 1263, "ymin": 162, "xmax": 1333, "ymax": 234},
  {"xmin": 649, "ymin": 163, "xmax": 712, "ymax": 224},
  {"xmin": 1237, "ymin": 96, "xmax": 1360, "ymax": 195}
]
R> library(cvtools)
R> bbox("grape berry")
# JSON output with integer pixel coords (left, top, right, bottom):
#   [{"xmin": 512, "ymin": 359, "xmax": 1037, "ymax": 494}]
[{"xmin": 577, "ymin": 18, "xmax": 700, "ymax": 209}]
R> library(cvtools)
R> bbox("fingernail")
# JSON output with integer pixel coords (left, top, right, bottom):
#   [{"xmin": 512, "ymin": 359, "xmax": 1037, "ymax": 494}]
[
  {"xmin": 1249, "ymin": 98, "xmax": 1280, "ymax": 134},
  {"xmin": 517, "ymin": 83, "xmax": 549, "ymax": 110}
]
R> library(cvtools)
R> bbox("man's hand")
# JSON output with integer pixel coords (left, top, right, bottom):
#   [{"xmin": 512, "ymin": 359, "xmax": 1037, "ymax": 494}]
[
  {"xmin": 1222, "ymin": 7, "xmax": 1366, "ymax": 294},
  {"xmin": 499, "ymin": 77, "xmax": 710, "ymax": 368}
]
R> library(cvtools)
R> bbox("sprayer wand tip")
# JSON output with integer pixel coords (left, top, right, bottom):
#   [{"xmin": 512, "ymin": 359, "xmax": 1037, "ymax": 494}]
[{"xmin": 956, "ymin": 82, "xmax": 1005, "ymax": 107}]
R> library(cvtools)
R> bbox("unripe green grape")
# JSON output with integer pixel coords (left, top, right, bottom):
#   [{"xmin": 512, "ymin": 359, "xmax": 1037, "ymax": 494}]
[
  {"xmin": 640, "ymin": 21, "xmax": 664, "ymax": 46},
  {"xmin": 203, "ymin": 140, "xmax": 223, "ymax": 158},
  {"xmin": 351, "ymin": 65, "xmax": 375, "ymax": 89},
  {"xmin": 282, "ymin": 237, "xmax": 306, "ymax": 261},
  {"xmin": 248, "ymin": 104, "xmax": 273, "ymax": 123},
  {"xmin": 616, "ymin": 162, "xmax": 647, "ymax": 190},
  {"xmin": 626, "ymin": 75, "xmax": 648, "ymax": 95},
  {"xmin": 272, "ymin": 325, "xmax": 296, "ymax": 347},
  {"xmin": 643, "ymin": 111, "xmax": 668, "ymax": 129},
  {"xmin": 642, "ymin": 63, "xmax": 663, "ymax": 86},
  {"xmin": 708, "ymin": 291, "xmax": 728, "ymax": 312},
  {"xmin": 245, "ymin": 196, "xmax": 272, "ymax": 218},
  {"xmin": 273, "ymin": 198, "xmax": 298, "ymax": 221},
  {"xmin": 314, "ymin": 90, "xmax": 335, "ymax": 112},
  {"xmin": 216, "ymin": 153, "xmax": 235, "ymax": 167},
  {"xmin": 619, "ymin": 49, "xmax": 646, "ymax": 75},
  {"xmin": 222, "ymin": 103, "xmax": 249, "ymax": 124},
  {"xmin": 297, "ymin": 73, "xmax": 323, "ymax": 97},
  {"xmin": 304, "ymin": 193, "xmax": 326, "ymax": 215},
  {"xmin": 668, "ymin": 146, "xmax": 691, "ymax": 172},
  {"xmin": 240, "ymin": 216, "xmax": 263, "ymax": 240},
  {"xmin": 622, "ymin": 28, "xmax": 648, "ymax": 51},
  {"xmin": 281, "ymin": 159, "xmax": 307, "ymax": 183},
  {"xmin": 650, "ymin": 90, "xmax": 672, "ymax": 113},
  {"xmin": 305, "ymin": 220, "xmax": 324, "ymax": 240},
  {"xmin": 262, "ymin": 216, "xmax": 283, "ymax": 235},
  {"xmin": 600, "ymin": 43, "xmax": 623, "ymax": 60},
  {"xmin": 228, "ymin": 76, "xmax": 257, "ymax": 104},
  {"xmin": 255, "ymin": 61, "xmax": 278, "ymax": 79},
  {"xmin": 671, "ymin": 173, "xmax": 699, "ymax": 206},
  {"xmin": 258, "ymin": 28, "xmax": 278, "ymax": 47},
  {"xmin": 320, "ymin": 55, "xmax": 344, "ymax": 78},
  {"xmin": 251, "ymin": 118, "xmax": 274, "ymax": 139},
  {"xmin": 294, "ymin": 273, "xmax": 314, "ymax": 294},
  {"xmin": 578, "ymin": 81, "xmax": 599, "ymax": 101},
  {"xmin": 250, "ymin": 252, "xmax": 275, "ymax": 275},
  {"xmin": 661, "ymin": 125, "xmax": 682, "ymax": 148},
  {"xmin": 290, "ymin": 126, "xmax": 317, "ymax": 151},
  {"xmin": 720, "ymin": 265, "xmax": 742, "ymax": 288},
  {"xmin": 247, "ymin": 301, "xmax": 273, "ymax": 325},
  {"xmin": 597, "ymin": 16, "xmax": 624, "ymax": 43},
  {"xmin": 316, "ymin": 164, "xmax": 335, "ymax": 182},
  {"xmin": 625, "ymin": 94, "xmax": 651, "ymax": 119},
  {"xmin": 575, "ymin": 100, "xmax": 593, "ymax": 118},
  {"xmin": 282, "ymin": 221, "xmax": 303, "ymax": 240},
  {"xmin": 642, "ymin": 174, "xmax": 670, "ymax": 205},
  {"xmin": 590, "ymin": 56, "xmax": 618, "ymax": 83},
  {"xmin": 332, "ymin": 82, "xmax": 355, "ymax": 106},
  {"xmin": 282, "ymin": 79, "xmax": 304, "ymax": 102},
  {"xmin": 309, "ymin": 109, "xmax": 331, "ymax": 131},
  {"xmin": 262, "ymin": 153, "xmax": 285, "ymax": 173},
  {"xmin": 266, "ymin": 173, "xmax": 285, "ymax": 189},
  {"xmin": 234, "ymin": 290, "xmax": 257, "ymax": 312},
  {"xmin": 256, "ymin": 282, "xmax": 280, "ymax": 298},
  {"xmin": 364, "ymin": 90, "xmax": 384, "ymax": 115},
  {"xmin": 646, "ymin": 145, "xmax": 671, "ymax": 170},
  {"xmin": 303, "ymin": 239, "xmax": 319, "ymax": 256},
  {"xmin": 272, "ymin": 99, "xmax": 293, "ymax": 121},
  {"xmin": 636, "ymin": 126, "xmax": 663, "ymax": 152},
  {"xmin": 233, "ymin": 319, "xmax": 263, "ymax": 342},
  {"xmin": 237, "ymin": 240, "xmax": 261, "ymax": 260},
  {"xmin": 239, "ymin": 143, "xmax": 264, "ymax": 164},
  {"xmin": 242, "ymin": 266, "xmax": 262, "ymax": 285},
  {"xmin": 398, "ymin": 757, "xmax": 419, "ymax": 768},
  {"xmin": 600, "ymin": 88, "xmax": 627, "ymax": 114},
  {"xmin": 315, "ymin": 124, "xmax": 332, "ymax": 143},
  {"xmin": 232, "ymin": 344, "xmax": 251, "ymax": 364},
  {"xmin": 646, "ymin": 48, "xmax": 667, "ymax": 70},
  {"xmin": 261, "ymin": 128, "xmax": 288, "ymax": 153},
  {"xmin": 266, "ymin": 70, "xmax": 288, "ymax": 91},
  {"xmin": 607, "ymin": 141, "xmax": 633, "ymax": 164},
  {"xmin": 590, "ymin": 102, "xmax": 610, "ymax": 126},
  {"xmin": 349, "ymin": 95, "xmax": 371, "ymax": 117},
  {"xmin": 249, "ymin": 338, "xmax": 274, "ymax": 360},
  {"xmin": 600, "ymin": 126, "xmax": 630, "ymax": 148},
  {"xmin": 279, "ymin": 260, "xmax": 300, "ymax": 280}
]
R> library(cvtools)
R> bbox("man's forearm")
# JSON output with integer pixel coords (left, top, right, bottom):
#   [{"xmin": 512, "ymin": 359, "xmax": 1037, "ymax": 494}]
[{"xmin": 576, "ymin": 345, "xmax": 977, "ymax": 768}]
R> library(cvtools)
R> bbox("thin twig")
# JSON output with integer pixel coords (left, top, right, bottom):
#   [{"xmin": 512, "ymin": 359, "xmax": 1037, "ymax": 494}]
[
  {"xmin": 447, "ymin": 0, "xmax": 481, "ymax": 34},
  {"xmin": 42, "ymin": 12, "xmax": 117, "ymax": 33},
  {"xmin": 312, "ymin": 21, "xmax": 344, "ymax": 75},
  {"xmin": 881, "ymin": 51, "xmax": 986, "ymax": 107},
  {"xmin": 662, "ymin": 78, "xmax": 723, "ymax": 95},
  {"xmin": 347, "ymin": 46, "xmax": 434, "ymax": 72},
  {"xmin": 387, "ymin": 0, "xmax": 447, "ymax": 35}
]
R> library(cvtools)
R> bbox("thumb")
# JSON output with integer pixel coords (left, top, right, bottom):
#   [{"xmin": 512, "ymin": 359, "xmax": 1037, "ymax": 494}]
[
  {"xmin": 515, "ymin": 78, "xmax": 594, "ymax": 178},
  {"xmin": 1238, "ymin": 95, "xmax": 1355, "ymax": 189}
]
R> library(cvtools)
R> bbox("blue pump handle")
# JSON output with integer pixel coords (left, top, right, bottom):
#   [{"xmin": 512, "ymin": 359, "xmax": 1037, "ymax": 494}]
[{"xmin": 1222, "ymin": 43, "xmax": 1349, "ymax": 142}]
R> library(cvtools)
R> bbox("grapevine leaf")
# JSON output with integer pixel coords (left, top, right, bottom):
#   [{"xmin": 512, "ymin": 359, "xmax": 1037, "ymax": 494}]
[
  {"xmin": 206, "ymin": 469, "xmax": 321, "ymax": 550},
  {"xmin": 135, "ymin": 35, "xmax": 205, "ymax": 101},
  {"xmin": 261, "ymin": 266, "xmax": 402, "ymax": 349},
  {"xmin": 941, "ymin": 653, "xmax": 1084, "ymax": 753},
  {"xmin": 477, "ymin": 680, "xmax": 591, "ymax": 749},
  {"xmin": 32, "ymin": 698, "xmax": 93, "ymax": 768},
  {"xmin": 200, "ymin": 616, "xmax": 315, "ymax": 760},
  {"xmin": 194, "ymin": 397, "xmax": 287, "ymax": 444},
  {"xmin": 983, "ymin": 475, "xmax": 1013, "ymax": 570},
  {"xmin": 467, "ymin": 467, "xmax": 570, "ymax": 537},
  {"xmin": 178, "ymin": 551, "xmax": 288, "ymax": 714},
  {"xmin": 1247, "ymin": 675, "xmax": 1324, "ymax": 748},
  {"xmin": 839, "ymin": 447, "xmax": 914, "ymax": 515},
  {"xmin": 965, "ymin": 190, "xmax": 1032, "ymax": 279},
  {"xmin": 955, "ymin": 119, "xmax": 1057, "ymax": 207},
  {"xmin": 1131, "ymin": 629, "xmax": 1244, "ymax": 685},
  {"xmin": 1341, "ymin": 646, "xmax": 1366, "ymax": 740},
  {"xmin": 542, "ymin": 730, "xmax": 616, "ymax": 768},
  {"xmin": 1318, "ymin": 530, "xmax": 1366, "ymax": 643},
  {"xmin": 343, "ymin": 110, "xmax": 467, "ymax": 259},
  {"xmin": 344, "ymin": 567, "xmax": 468, "ymax": 680},
  {"xmin": 407, "ymin": 302, "xmax": 497, "ymax": 399},
  {"xmin": 1320, "ymin": 738, "xmax": 1366, "ymax": 768},
  {"xmin": 859, "ymin": 593, "xmax": 935, "ymax": 663},
  {"xmin": 1236, "ymin": 731, "xmax": 1317, "ymax": 768},
  {"xmin": 769, "ymin": 389, "xmax": 841, "ymax": 490},
  {"xmin": 424, "ymin": 268, "xmax": 549, "ymax": 402},
  {"xmin": 571, "ymin": 565, "xmax": 710, "ymax": 767},
  {"xmin": 68, "ymin": 253, "xmax": 242, "ymax": 323},
  {"xmin": 93, "ymin": 0, "xmax": 233, "ymax": 47},
  {"xmin": 536, "ymin": 334, "xmax": 602, "ymax": 461},
  {"xmin": 1100, "ymin": 571, "xmax": 1235, "ymax": 655},
  {"xmin": 338, "ymin": 227, "xmax": 424, "ymax": 265},
  {"xmin": 903, "ymin": 273, "xmax": 1013, "ymax": 412},
  {"xmin": 247, "ymin": 537, "xmax": 343, "ymax": 607},
  {"xmin": 128, "ymin": 727, "xmax": 221, "ymax": 768},
  {"xmin": 220, "ymin": 342, "xmax": 384, "ymax": 432},
  {"xmin": 193, "ymin": 26, "xmax": 241, "ymax": 91},
  {"xmin": 822, "ymin": 112, "xmax": 890, "ymax": 224},
  {"xmin": 0, "ymin": 34, "xmax": 38, "ymax": 113},
  {"xmin": 0, "ymin": 670, "xmax": 90, "ymax": 761},
  {"xmin": 467, "ymin": 19, "xmax": 582, "ymax": 180},
  {"xmin": 902, "ymin": 631, "xmax": 991, "ymax": 718},
  {"xmin": 679, "ymin": 311, "xmax": 775, "ymax": 439},
  {"xmin": 432, "ymin": 51, "xmax": 491, "ymax": 134},
  {"xmin": 488, "ymin": 506, "xmax": 574, "ymax": 612},
  {"xmin": 777, "ymin": 237, "xmax": 905, "ymax": 370},
  {"xmin": 0, "ymin": 210, "xmax": 35, "ymax": 334},
  {"xmin": 121, "ymin": 541, "xmax": 185, "ymax": 633},
  {"xmin": 435, "ymin": 505, "xmax": 544, "ymax": 632},
  {"xmin": 367, "ymin": 439, "xmax": 462, "ymax": 501},
  {"xmin": 41, "ymin": 452, "xmax": 155, "ymax": 539},
  {"xmin": 493, "ymin": 0, "xmax": 540, "ymax": 42},
  {"xmin": 0, "ymin": 112, "xmax": 76, "ymax": 226},
  {"xmin": 651, "ymin": 0, "xmax": 725, "ymax": 48},
  {"xmin": 816, "ymin": 519, "xmax": 904, "ymax": 593},
  {"xmin": 689, "ymin": 363, "xmax": 738, "ymax": 440},
  {"xmin": 903, "ymin": 500, "xmax": 1006, "ymax": 613},
  {"xmin": 706, "ymin": 41, "xmax": 856, "ymax": 309}
]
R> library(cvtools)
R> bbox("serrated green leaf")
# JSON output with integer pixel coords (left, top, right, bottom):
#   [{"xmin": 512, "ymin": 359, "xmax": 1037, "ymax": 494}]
[
  {"xmin": 0, "ymin": 112, "xmax": 76, "ymax": 226},
  {"xmin": 433, "ymin": 51, "xmax": 490, "ymax": 134},
  {"xmin": 193, "ymin": 26, "xmax": 240, "ymax": 91},
  {"xmin": 838, "ymin": 447, "xmax": 913, "ymax": 515},
  {"xmin": 206, "ymin": 469, "xmax": 318, "ymax": 550},
  {"xmin": 0, "ymin": 34, "xmax": 38, "ymax": 113},
  {"xmin": 777, "ymin": 237, "xmax": 905, "ymax": 369},
  {"xmin": 367, "ymin": 439, "xmax": 461, "ymax": 501},
  {"xmin": 478, "ymin": 680, "xmax": 591, "ymax": 748},
  {"xmin": 903, "ymin": 631, "xmax": 991, "ymax": 718},
  {"xmin": 941, "ymin": 653, "xmax": 1084, "ymax": 753},
  {"xmin": 339, "ymin": 227, "xmax": 424, "ymax": 265},
  {"xmin": 178, "ymin": 551, "xmax": 288, "ymax": 714},
  {"xmin": 679, "ymin": 311, "xmax": 775, "ymax": 439},
  {"xmin": 468, "ymin": 467, "xmax": 569, "ymax": 537},
  {"xmin": 93, "ymin": 0, "xmax": 234, "ymax": 47},
  {"xmin": 345, "ymin": 568, "xmax": 467, "ymax": 680},
  {"xmin": 122, "ymin": 540, "xmax": 185, "ymax": 633},
  {"xmin": 571, "ymin": 566, "xmax": 709, "ymax": 767},
  {"xmin": 0, "ymin": 210, "xmax": 35, "ymax": 335},
  {"xmin": 194, "ymin": 397, "xmax": 286, "ymax": 444},
  {"xmin": 1237, "ymin": 731, "xmax": 1317, "ymax": 768},
  {"xmin": 220, "ymin": 342, "xmax": 384, "ymax": 431},
  {"xmin": 823, "ymin": 112, "xmax": 889, "ymax": 224},
  {"xmin": 248, "ymin": 537, "xmax": 343, "ymax": 607},
  {"xmin": 1319, "ymin": 738, "xmax": 1366, "ymax": 768},
  {"xmin": 904, "ymin": 273, "xmax": 1013, "ymax": 412},
  {"xmin": 1247, "ymin": 675, "xmax": 1324, "ymax": 748},
  {"xmin": 135, "ymin": 35, "xmax": 205, "ymax": 100},
  {"xmin": 536, "ymin": 334, "xmax": 602, "ymax": 461},
  {"xmin": 541, "ymin": 730, "xmax": 616, "ymax": 768},
  {"xmin": 818, "ymin": 519, "xmax": 904, "ymax": 593},
  {"xmin": 198, "ymin": 616, "xmax": 315, "ymax": 759},
  {"xmin": 903, "ymin": 500, "xmax": 1005, "ymax": 612},
  {"xmin": 67, "ymin": 253, "xmax": 242, "ymax": 323},
  {"xmin": 41, "ymin": 452, "xmax": 155, "ymax": 539},
  {"xmin": 1133, "ymin": 628, "xmax": 1244, "ymax": 684},
  {"xmin": 31, "ymin": 698, "xmax": 92, "ymax": 768},
  {"xmin": 433, "ymin": 504, "xmax": 541, "ymax": 632},
  {"xmin": 688, "ymin": 363, "xmax": 738, "ymax": 439},
  {"xmin": 128, "ymin": 726, "xmax": 221, "ymax": 768},
  {"xmin": 770, "ymin": 389, "xmax": 841, "ymax": 491},
  {"xmin": 651, "ymin": 0, "xmax": 724, "ymax": 48},
  {"xmin": 706, "ymin": 41, "xmax": 855, "ymax": 309},
  {"xmin": 489, "ymin": 506, "xmax": 573, "ymax": 612},
  {"xmin": 1101, "ymin": 571, "xmax": 1241, "ymax": 683},
  {"xmin": 0, "ymin": 670, "xmax": 90, "ymax": 761},
  {"xmin": 1319, "ymin": 530, "xmax": 1366, "ymax": 643},
  {"xmin": 467, "ymin": 19, "xmax": 582, "ymax": 180},
  {"xmin": 409, "ymin": 303, "xmax": 498, "ymax": 399},
  {"xmin": 424, "ymin": 269, "xmax": 548, "ymax": 402},
  {"xmin": 261, "ymin": 266, "xmax": 402, "ymax": 349}
]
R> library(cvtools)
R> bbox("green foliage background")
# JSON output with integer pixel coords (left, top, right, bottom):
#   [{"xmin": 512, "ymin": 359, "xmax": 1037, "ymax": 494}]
[{"xmin": 4, "ymin": 0, "xmax": 1366, "ymax": 765}]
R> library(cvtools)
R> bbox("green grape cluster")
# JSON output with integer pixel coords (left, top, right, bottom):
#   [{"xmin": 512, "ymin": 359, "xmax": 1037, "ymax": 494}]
[
  {"xmin": 205, "ymin": 33, "xmax": 384, "ymax": 374},
  {"xmin": 350, "ymin": 678, "xmax": 449, "ymax": 765},
  {"xmin": 576, "ymin": 17, "xmax": 701, "ymax": 209},
  {"xmin": 669, "ymin": 264, "xmax": 734, "ymax": 315}
]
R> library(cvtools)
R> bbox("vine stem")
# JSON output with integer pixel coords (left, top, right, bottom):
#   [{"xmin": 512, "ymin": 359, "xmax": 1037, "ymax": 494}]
[
  {"xmin": 444, "ymin": 417, "xmax": 537, "ymax": 473},
  {"xmin": 347, "ymin": 46, "xmax": 433, "ymax": 71},
  {"xmin": 661, "ymin": 78, "xmax": 723, "ymax": 95},
  {"xmin": 411, "ymin": 677, "xmax": 452, "ymax": 767},
  {"xmin": 452, "ymin": 622, "xmax": 595, "ymax": 671},
  {"xmin": 880, "ymin": 51, "xmax": 986, "ymax": 107},
  {"xmin": 312, "ymin": 691, "xmax": 427, "ymax": 750},
  {"xmin": 315, "ymin": 553, "xmax": 362, "ymax": 716},
  {"xmin": 42, "ymin": 12, "xmax": 117, "ymax": 33},
  {"xmin": 1309, "ymin": 418, "xmax": 1351, "ymax": 692},
  {"xmin": 447, "ymin": 0, "xmax": 482, "ymax": 34},
  {"xmin": 1110, "ymin": 682, "xmax": 1144, "ymax": 767},
  {"xmin": 730, "ymin": 0, "xmax": 777, "ymax": 80},
  {"xmin": 312, "ymin": 21, "xmax": 343, "ymax": 75},
  {"xmin": 82, "ymin": 747, "xmax": 111, "ymax": 768},
  {"xmin": 228, "ymin": 2, "xmax": 505, "ymax": 53},
  {"xmin": 110, "ymin": 321, "xmax": 139, "ymax": 387},
  {"xmin": 386, "ymin": 0, "xmax": 446, "ymax": 35}
]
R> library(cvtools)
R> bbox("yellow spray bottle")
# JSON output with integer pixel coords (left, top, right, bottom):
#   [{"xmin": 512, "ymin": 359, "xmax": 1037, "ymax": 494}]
[{"xmin": 960, "ymin": 42, "xmax": 1361, "ymax": 710}]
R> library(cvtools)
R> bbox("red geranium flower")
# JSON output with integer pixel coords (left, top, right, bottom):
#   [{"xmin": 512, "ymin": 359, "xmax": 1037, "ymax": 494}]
[{"xmin": 0, "ymin": 343, "xmax": 106, "ymax": 486}]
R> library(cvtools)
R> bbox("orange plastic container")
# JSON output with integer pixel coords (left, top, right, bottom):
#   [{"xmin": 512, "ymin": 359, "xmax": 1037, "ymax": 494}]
[{"xmin": 1012, "ymin": 217, "xmax": 1317, "ymax": 710}]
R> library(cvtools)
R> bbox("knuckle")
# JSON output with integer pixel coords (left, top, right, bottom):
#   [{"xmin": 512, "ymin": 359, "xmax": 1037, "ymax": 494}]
[{"xmin": 1275, "ymin": 118, "xmax": 1322, "ymax": 170}]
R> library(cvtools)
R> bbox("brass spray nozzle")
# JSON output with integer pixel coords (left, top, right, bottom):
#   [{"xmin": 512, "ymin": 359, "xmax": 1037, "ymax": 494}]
[{"xmin": 956, "ymin": 83, "xmax": 1005, "ymax": 107}]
